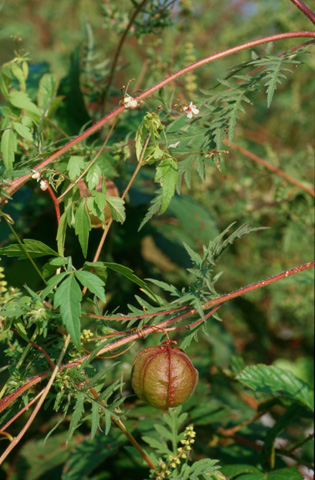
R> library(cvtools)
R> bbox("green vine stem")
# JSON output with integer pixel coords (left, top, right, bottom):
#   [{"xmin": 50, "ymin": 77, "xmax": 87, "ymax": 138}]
[{"xmin": 1, "ymin": 30, "xmax": 315, "ymax": 207}]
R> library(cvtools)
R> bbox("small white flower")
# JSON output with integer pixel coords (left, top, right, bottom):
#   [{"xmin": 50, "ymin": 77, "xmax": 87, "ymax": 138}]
[
  {"xmin": 123, "ymin": 94, "xmax": 139, "ymax": 109},
  {"xmin": 183, "ymin": 102, "xmax": 199, "ymax": 119},
  {"xmin": 39, "ymin": 179, "xmax": 49, "ymax": 191},
  {"xmin": 169, "ymin": 141, "xmax": 180, "ymax": 149},
  {"xmin": 32, "ymin": 171, "xmax": 41, "ymax": 181}
]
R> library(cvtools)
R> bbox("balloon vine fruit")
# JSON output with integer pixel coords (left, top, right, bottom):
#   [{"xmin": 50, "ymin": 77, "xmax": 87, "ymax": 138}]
[{"xmin": 131, "ymin": 344, "xmax": 198, "ymax": 410}]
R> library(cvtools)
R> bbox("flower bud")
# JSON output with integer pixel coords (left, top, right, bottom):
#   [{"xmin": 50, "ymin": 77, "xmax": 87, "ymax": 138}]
[{"xmin": 131, "ymin": 345, "xmax": 198, "ymax": 410}]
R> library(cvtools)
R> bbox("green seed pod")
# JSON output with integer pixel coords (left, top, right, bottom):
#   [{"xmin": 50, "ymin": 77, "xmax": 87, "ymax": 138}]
[{"xmin": 131, "ymin": 345, "xmax": 198, "ymax": 410}]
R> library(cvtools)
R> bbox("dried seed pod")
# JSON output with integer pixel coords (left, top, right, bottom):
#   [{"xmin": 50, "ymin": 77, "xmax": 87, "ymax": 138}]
[{"xmin": 131, "ymin": 345, "xmax": 198, "ymax": 410}]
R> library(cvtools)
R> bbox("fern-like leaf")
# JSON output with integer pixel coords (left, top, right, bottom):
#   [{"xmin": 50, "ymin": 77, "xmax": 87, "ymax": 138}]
[{"xmin": 248, "ymin": 53, "xmax": 304, "ymax": 107}]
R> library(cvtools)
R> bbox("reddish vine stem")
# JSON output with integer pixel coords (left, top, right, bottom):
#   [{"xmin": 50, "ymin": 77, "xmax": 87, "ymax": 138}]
[
  {"xmin": 84, "ymin": 304, "xmax": 187, "ymax": 322},
  {"xmin": 218, "ymin": 411, "xmax": 266, "ymax": 436},
  {"xmin": 1, "ymin": 31, "xmax": 315, "ymax": 208},
  {"xmin": 46, "ymin": 184, "xmax": 61, "ymax": 224},
  {"xmin": 164, "ymin": 304, "xmax": 223, "ymax": 332},
  {"xmin": 0, "ymin": 389, "xmax": 45, "ymax": 432},
  {"xmin": 0, "ymin": 260, "xmax": 313, "ymax": 416},
  {"xmin": 290, "ymin": 0, "xmax": 315, "ymax": 24},
  {"xmin": 227, "ymin": 141, "xmax": 315, "ymax": 197},
  {"xmin": 0, "ymin": 335, "xmax": 71, "ymax": 465},
  {"xmin": 10, "ymin": 327, "xmax": 55, "ymax": 370}
]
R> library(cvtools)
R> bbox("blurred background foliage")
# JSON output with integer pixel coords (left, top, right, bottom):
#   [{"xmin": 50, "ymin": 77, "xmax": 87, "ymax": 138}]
[{"xmin": 0, "ymin": 0, "xmax": 314, "ymax": 478}]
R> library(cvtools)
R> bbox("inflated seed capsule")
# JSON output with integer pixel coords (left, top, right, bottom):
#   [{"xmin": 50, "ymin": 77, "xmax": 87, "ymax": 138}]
[{"xmin": 131, "ymin": 345, "xmax": 198, "ymax": 410}]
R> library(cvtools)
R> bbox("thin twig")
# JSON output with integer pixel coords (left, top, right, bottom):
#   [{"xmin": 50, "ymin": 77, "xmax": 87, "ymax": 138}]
[
  {"xmin": 11, "ymin": 327, "xmax": 55, "ymax": 370},
  {"xmin": 218, "ymin": 411, "xmax": 266, "ymax": 436},
  {"xmin": 87, "ymin": 381, "xmax": 156, "ymax": 470},
  {"xmin": 101, "ymin": 0, "xmax": 150, "ymax": 114},
  {"xmin": 227, "ymin": 141, "xmax": 315, "ymax": 197},
  {"xmin": 290, "ymin": 0, "xmax": 315, "ymax": 24},
  {"xmin": 0, "ymin": 389, "xmax": 45, "ymax": 432},
  {"xmin": 0, "ymin": 335, "xmax": 71, "ymax": 465},
  {"xmin": 88, "ymin": 134, "xmax": 151, "ymax": 267}
]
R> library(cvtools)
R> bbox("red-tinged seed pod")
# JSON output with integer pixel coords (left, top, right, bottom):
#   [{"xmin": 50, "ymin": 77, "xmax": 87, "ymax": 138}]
[{"xmin": 131, "ymin": 345, "xmax": 198, "ymax": 410}]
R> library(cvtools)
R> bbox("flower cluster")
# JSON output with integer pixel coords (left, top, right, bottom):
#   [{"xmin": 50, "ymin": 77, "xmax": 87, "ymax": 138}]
[
  {"xmin": 150, "ymin": 426, "xmax": 196, "ymax": 480},
  {"xmin": 0, "ymin": 266, "xmax": 8, "ymax": 295},
  {"xmin": 31, "ymin": 170, "xmax": 49, "ymax": 191},
  {"xmin": 25, "ymin": 300, "xmax": 48, "ymax": 326},
  {"xmin": 80, "ymin": 329, "xmax": 93, "ymax": 342},
  {"xmin": 184, "ymin": 42, "xmax": 198, "ymax": 96},
  {"xmin": 123, "ymin": 94, "xmax": 139, "ymax": 109},
  {"xmin": 183, "ymin": 102, "xmax": 199, "ymax": 119}
]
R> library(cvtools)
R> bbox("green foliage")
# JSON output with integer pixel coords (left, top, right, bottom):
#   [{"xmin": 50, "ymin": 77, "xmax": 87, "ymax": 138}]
[
  {"xmin": 236, "ymin": 364, "xmax": 314, "ymax": 411},
  {"xmin": 0, "ymin": 238, "xmax": 59, "ymax": 259},
  {"xmin": 143, "ymin": 409, "xmax": 220, "ymax": 480},
  {"xmin": 0, "ymin": 0, "xmax": 314, "ymax": 479}
]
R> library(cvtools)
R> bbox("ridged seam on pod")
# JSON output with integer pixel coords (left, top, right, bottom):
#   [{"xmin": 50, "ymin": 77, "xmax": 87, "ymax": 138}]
[{"xmin": 131, "ymin": 345, "xmax": 198, "ymax": 410}]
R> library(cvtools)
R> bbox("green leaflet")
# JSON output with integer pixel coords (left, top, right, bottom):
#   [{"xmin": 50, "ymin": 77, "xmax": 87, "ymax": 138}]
[
  {"xmin": 236, "ymin": 364, "xmax": 314, "ymax": 411},
  {"xmin": 8, "ymin": 90, "xmax": 41, "ymax": 116},
  {"xmin": 40, "ymin": 271, "xmax": 69, "ymax": 299},
  {"xmin": 37, "ymin": 72, "xmax": 58, "ymax": 110},
  {"xmin": 248, "ymin": 54, "xmax": 303, "ymax": 108},
  {"xmin": 235, "ymin": 467, "xmax": 303, "ymax": 480},
  {"xmin": 0, "ymin": 238, "xmax": 59, "ymax": 259},
  {"xmin": 90, "ymin": 401, "xmax": 100, "ymax": 440},
  {"xmin": 75, "ymin": 270, "xmax": 105, "ymax": 302},
  {"xmin": 1, "ymin": 128, "xmax": 17, "ymax": 169},
  {"xmin": 54, "ymin": 274, "xmax": 82, "ymax": 348},
  {"xmin": 86, "ymin": 163, "xmax": 102, "ymax": 190},
  {"xmin": 155, "ymin": 156, "xmax": 177, "ymax": 214},
  {"xmin": 66, "ymin": 393, "xmax": 85, "ymax": 446},
  {"xmin": 103, "ymin": 262, "xmax": 157, "ymax": 300},
  {"xmin": 74, "ymin": 200, "xmax": 91, "ymax": 257},
  {"xmin": 56, "ymin": 204, "xmax": 71, "ymax": 256},
  {"xmin": 105, "ymin": 195, "xmax": 126, "ymax": 223},
  {"xmin": 67, "ymin": 155, "xmax": 85, "ymax": 180},
  {"xmin": 220, "ymin": 464, "xmax": 261, "ymax": 479},
  {"xmin": 176, "ymin": 458, "xmax": 220, "ymax": 479},
  {"xmin": 138, "ymin": 191, "xmax": 163, "ymax": 230},
  {"xmin": 12, "ymin": 121, "xmax": 33, "ymax": 142}
]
